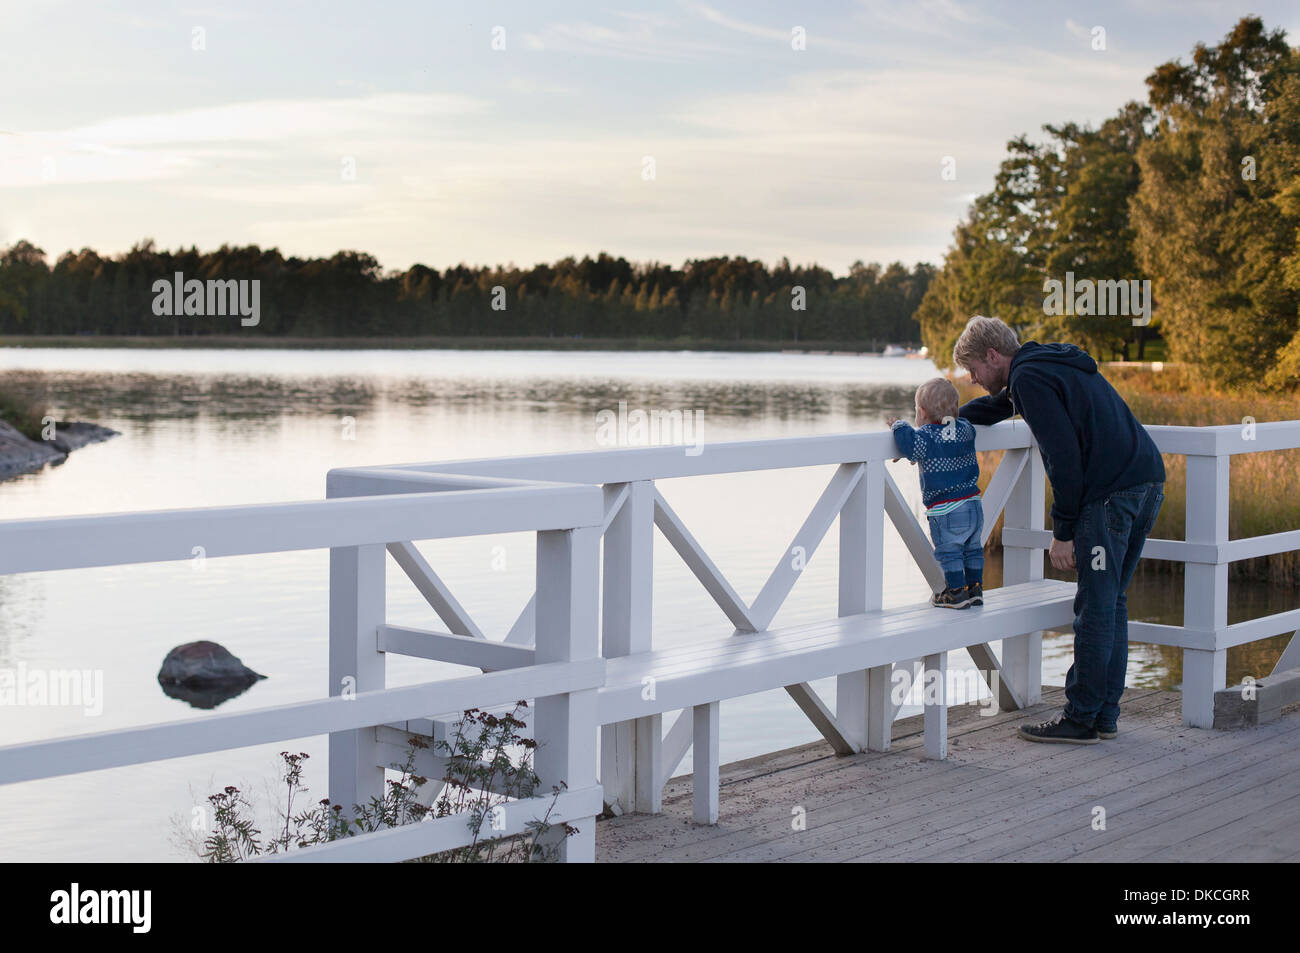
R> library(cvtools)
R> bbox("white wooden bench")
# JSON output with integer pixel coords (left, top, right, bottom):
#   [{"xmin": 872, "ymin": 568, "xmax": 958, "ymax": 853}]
[{"xmin": 595, "ymin": 578, "xmax": 1076, "ymax": 823}]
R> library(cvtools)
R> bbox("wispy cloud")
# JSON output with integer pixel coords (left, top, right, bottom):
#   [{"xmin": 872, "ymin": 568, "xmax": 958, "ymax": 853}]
[
  {"xmin": 854, "ymin": 0, "xmax": 982, "ymax": 33},
  {"xmin": 521, "ymin": 10, "xmax": 736, "ymax": 61},
  {"xmin": 683, "ymin": 2, "xmax": 877, "ymax": 56},
  {"xmin": 0, "ymin": 93, "xmax": 483, "ymax": 188},
  {"xmin": 1065, "ymin": 18, "xmax": 1094, "ymax": 41},
  {"xmin": 686, "ymin": 3, "xmax": 791, "ymax": 42},
  {"xmin": 60, "ymin": 93, "xmax": 481, "ymax": 146}
]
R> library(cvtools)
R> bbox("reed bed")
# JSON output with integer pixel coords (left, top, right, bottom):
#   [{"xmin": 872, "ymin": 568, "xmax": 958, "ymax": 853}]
[{"xmin": 0, "ymin": 385, "xmax": 44, "ymax": 442}]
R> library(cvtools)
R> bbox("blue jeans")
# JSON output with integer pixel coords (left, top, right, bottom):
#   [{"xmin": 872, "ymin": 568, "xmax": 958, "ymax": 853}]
[
  {"xmin": 927, "ymin": 500, "xmax": 984, "ymax": 590},
  {"xmin": 1063, "ymin": 481, "xmax": 1164, "ymax": 730}
]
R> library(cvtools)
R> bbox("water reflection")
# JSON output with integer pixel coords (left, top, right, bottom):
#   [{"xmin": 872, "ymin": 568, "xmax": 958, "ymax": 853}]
[
  {"xmin": 4, "ymin": 368, "xmax": 915, "ymax": 425},
  {"xmin": 157, "ymin": 680, "xmax": 264, "ymax": 710}
]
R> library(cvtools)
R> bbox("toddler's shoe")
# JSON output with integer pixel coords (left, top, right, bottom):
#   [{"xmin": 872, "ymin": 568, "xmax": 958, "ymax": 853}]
[
  {"xmin": 931, "ymin": 586, "xmax": 972, "ymax": 609},
  {"xmin": 1097, "ymin": 723, "xmax": 1117, "ymax": 739},
  {"xmin": 965, "ymin": 581, "xmax": 983, "ymax": 606}
]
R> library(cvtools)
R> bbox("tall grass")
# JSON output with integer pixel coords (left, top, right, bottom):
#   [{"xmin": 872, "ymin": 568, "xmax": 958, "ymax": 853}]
[
  {"xmin": 957, "ymin": 366, "xmax": 1300, "ymax": 585},
  {"xmin": 0, "ymin": 386, "xmax": 44, "ymax": 442}
]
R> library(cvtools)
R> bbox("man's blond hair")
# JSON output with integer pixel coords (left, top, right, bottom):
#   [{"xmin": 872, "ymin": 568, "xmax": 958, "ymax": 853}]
[
  {"xmin": 916, "ymin": 377, "xmax": 959, "ymax": 422},
  {"xmin": 953, "ymin": 315, "xmax": 1019, "ymax": 370}
]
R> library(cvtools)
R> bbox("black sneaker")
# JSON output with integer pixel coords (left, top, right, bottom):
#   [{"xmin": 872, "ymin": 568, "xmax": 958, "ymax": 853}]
[
  {"xmin": 931, "ymin": 586, "xmax": 972, "ymax": 609},
  {"xmin": 1018, "ymin": 713, "xmax": 1099, "ymax": 744},
  {"xmin": 1097, "ymin": 724, "xmax": 1117, "ymax": 739},
  {"xmin": 965, "ymin": 582, "xmax": 983, "ymax": 606}
]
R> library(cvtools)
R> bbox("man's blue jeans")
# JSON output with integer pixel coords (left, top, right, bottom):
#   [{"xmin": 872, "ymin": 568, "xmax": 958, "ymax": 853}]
[
  {"xmin": 1063, "ymin": 481, "xmax": 1164, "ymax": 730},
  {"xmin": 927, "ymin": 500, "xmax": 984, "ymax": 591}
]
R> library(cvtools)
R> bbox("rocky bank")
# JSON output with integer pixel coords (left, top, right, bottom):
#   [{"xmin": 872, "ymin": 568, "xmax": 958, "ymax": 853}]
[{"xmin": 0, "ymin": 419, "xmax": 119, "ymax": 479}]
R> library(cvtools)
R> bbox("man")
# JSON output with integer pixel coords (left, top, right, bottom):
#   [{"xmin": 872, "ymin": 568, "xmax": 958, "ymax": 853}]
[{"xmin": 954, "ymin": 315, "xmax": 1165, "ymax": 744}]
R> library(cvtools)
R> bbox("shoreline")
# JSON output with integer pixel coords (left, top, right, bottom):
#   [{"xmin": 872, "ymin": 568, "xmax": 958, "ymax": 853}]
[
  {"xmin": 0, "ymin": 334, "xmax": 924, "ymax": 354},
  {"xmin": 0, "ymin": 421, "xmax": 119, "ymax": 481}
]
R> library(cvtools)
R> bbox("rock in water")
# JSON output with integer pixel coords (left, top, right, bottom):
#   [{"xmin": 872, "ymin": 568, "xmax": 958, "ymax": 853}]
[
  {"xmin": 158, "ymin": 641, "xmax": 267, "ymax": 709},
  {"xmin": 0, "ymin": 420, "xmax": 63, "ymax": 478},
  {"xmin": 51, "ymin": 422, "xmax": 119, "ymax": 453},
  {"xmin": 0, "ymin": 419, "xmax": 120, "ymax": 480}
]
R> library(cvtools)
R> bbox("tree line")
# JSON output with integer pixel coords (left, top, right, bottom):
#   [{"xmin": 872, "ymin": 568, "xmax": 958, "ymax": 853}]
[
  {"xmin": 917, "ymin": 16, "xmax": 1300, "ymax": 391},
  {"xmin": 15, "ymin": 20, "xmax": 1289, "ymax": 375},
  {"xmin": 0, "ymin": 239, "xmax": 933, "ymax": 345}
]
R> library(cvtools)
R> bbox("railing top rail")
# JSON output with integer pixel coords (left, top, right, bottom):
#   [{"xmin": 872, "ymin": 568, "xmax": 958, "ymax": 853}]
[
  {"xmin": 367, "ymin": 421, "xmax": 1040, "ymax": 483},
  {"xmin": 1150, "ymin": 419, "xmax": 1300, "ymax": 456},
  {"xmin": 0, "ymin": 483, "xmax": 603, "ymax": 576},
  {"xmin": 352, "ymin": 419, "xmax": 1300, "ymax": 486},
  {"xmin": 7, "ymin": 419, "xmax": 1299, "ymax": 578}
]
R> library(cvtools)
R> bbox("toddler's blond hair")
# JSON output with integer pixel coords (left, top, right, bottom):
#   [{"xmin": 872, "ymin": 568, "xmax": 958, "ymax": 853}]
[{"xmin": 916, "ymin": 377, "xmax": 959, "ymax": 423}]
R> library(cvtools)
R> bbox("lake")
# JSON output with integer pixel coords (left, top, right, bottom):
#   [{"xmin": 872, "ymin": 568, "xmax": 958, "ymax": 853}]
[{"xmin": 0, "ymin": 347, "xmax": 1288, "ymax": 861}]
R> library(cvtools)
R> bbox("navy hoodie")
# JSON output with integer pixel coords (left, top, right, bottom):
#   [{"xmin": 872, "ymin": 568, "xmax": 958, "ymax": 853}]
[{"xmin": 958, "ymin": 341, "xmax": 1165, "ymax": 542}]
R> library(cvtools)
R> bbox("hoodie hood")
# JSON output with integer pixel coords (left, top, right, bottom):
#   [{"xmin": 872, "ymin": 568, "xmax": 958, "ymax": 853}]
[{"xmin": 1011, "ymin": 340, "xmax": 1098, "ymax": 375}]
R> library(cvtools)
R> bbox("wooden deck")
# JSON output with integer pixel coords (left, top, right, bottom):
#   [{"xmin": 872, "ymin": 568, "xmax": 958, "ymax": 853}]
[{"xmin": 595, "ymin": 687, "xmax": 1300, "ymax": 862}]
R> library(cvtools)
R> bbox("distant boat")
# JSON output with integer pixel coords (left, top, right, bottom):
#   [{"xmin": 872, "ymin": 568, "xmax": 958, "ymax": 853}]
[{"xmin": 882, "ymin": 344, "xmax": 907, "ymax": 357}]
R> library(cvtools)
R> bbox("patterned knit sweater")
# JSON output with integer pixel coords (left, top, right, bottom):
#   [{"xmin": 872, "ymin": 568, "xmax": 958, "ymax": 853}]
[{"xmin": 890, "ymin": 417, "xmax": 980, "ymax": 511}]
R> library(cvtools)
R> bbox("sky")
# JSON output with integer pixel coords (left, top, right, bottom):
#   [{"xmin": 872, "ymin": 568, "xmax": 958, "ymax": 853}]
[{"xmin": 2, "ymin": 0, "xmax": 1298, "ymax": 276}]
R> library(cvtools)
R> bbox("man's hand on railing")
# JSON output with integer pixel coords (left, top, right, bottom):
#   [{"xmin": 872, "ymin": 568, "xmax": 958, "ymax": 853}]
[{"xmin": 1049, "ymin": 537, "xmax": 1076, "ymax": 572}]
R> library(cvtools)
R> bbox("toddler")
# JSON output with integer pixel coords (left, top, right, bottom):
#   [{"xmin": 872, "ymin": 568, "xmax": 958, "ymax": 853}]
[{"xmin": 887, "ymin": 377, "xmax": 984, "ymax": 609}]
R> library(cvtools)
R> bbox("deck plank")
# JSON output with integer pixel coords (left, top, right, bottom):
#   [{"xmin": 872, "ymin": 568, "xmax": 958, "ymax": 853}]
[
  {"xmin": 709, "ymin": 695, "xmax": 1187, "ymax": 863},
  {"xmin": 879, "ymin": 705, "xmax": 1294, "ymax": 862},
  {"xmin": 596, "ymin": 690, "xmax": 1084, "ymax": 861},
  {"xmin": 601, "ymin": 690, "xmax": 1175, "ymax": 863},
  {"xmin": 1139, "ymin": 790, "xmax": 1300, "ymax": 863},
  {"xmin": 1199, "ymin": 794, "xmax": 1300, "ymax": 862},
  {"xmin": 595, "ymin": 689, "xmax": 1300, "ymax": 862},
  {"xmin": 717, "ymin": 702, "xmax": 1207, "ymax": 863},
  {"xmin": 968, "ymin": 722, "xmax": 1300, "ymax": 863}
]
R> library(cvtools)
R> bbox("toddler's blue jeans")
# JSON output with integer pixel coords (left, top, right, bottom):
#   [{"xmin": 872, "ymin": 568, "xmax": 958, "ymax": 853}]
[{"xmin": 927, "ymin": 499, "xmax": 984, "ymax": 591}]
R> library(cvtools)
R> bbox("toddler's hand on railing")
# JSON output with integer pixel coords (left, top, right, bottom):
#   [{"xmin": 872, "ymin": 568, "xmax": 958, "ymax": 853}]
[{"xmin": 885, "ymin": 417, "xmax": 904, "ymax": 462}]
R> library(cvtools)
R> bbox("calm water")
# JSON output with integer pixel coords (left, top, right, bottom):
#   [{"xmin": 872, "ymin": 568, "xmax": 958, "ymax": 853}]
[{"xmin": 0, "ymin": 348, "xmax": 1288, "ymax": 861}]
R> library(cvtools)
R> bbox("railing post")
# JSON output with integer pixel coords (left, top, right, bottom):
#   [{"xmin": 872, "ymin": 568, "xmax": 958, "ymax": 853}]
[
  {"xmin": 535, "ymin": 524, "xmax": 602, "ymax": 862},
  {"xmin": 1000, "ymin": 443, "xmax": 1046, "ymax": 707},
  {"xmin": 923, "ymin": 651, "xmax": 948, "ymax": 759},
  {"xmin": 328, "ymin": 542, "xmax": 386, "ymax": 816},
  {"xmin": 692, "ymin": 700, "xmax": 720, "ymax": 824},
  {"xmin": 1182, "ymin": 452, "xmax": 1229, "ymax": 727},
  {"xmin": 599, "ymin": 481, "xmax": 661, "ymax": 814},
  {"xmin": 837, "ymin": 458, "xmax": 885, "ymax": 751}
]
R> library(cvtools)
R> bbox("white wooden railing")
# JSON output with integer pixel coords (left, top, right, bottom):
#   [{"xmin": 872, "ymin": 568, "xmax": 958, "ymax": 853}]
[
  {"xmin": 1, "ymin": 418, "xmax": 1297, "ymax": 861},
  {"xmin": 0, "ymin": 482, "xmax": 607, "ymax": 862}
]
